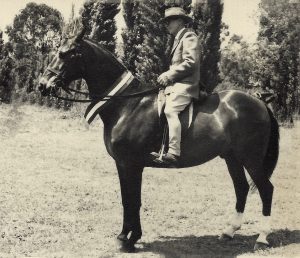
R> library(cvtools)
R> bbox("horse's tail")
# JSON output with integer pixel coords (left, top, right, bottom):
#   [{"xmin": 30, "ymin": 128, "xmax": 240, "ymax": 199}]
[
  {"xmin": 263, "ymin": 106, "xmax": 280, "ymax": 180},
  {"xmin": 250, "ymin": 106, "xmax": 279, "ymax": 190}
]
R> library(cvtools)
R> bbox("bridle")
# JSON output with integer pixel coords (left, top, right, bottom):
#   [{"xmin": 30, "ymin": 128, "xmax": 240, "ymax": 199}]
[
  {"xmin": 46, "ymin": 65, "xmax": 161, "ymax": 103},
  {"xmin": 44, "ymin": 39, "xmax": 162, "ymax": 103}
]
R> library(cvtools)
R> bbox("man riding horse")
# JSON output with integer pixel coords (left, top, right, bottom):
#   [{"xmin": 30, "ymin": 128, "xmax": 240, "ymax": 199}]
[
  {"xmin": 151, "ymin": 7, "xmax": 201, "ymax": 167},
  {"xmin": 39, "ymin": 7, "xmax": 279, "ymax": 250}
]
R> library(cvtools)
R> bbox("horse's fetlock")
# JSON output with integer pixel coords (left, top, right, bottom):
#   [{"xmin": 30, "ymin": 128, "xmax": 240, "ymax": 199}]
[{"xmin": 130, "ymin": 231, "xmax": 142, "ymax": 242}]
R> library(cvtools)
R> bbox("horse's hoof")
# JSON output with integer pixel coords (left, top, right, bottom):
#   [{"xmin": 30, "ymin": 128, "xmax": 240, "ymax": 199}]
[
  {"xmin": 120, "ymin": 241, "xmax": 136, "ymax": 253},
  {"xmin": 219, "ymin": 233, "xmax": 233, "ymax": 241},
  {"xmin": 117, "ymin": 233, "xmax": 128, "ymax": 242},
  {"xmin": 254, "ymin": 242, "xmax": 269, "ymax": 251},
  {"xmin": 116, "ymin": 234, "xmax": 128, "ymax": 250}
]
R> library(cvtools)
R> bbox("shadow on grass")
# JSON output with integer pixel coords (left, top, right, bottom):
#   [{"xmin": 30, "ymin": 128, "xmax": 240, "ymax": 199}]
[{"xmin": 139, "ymin": 229, "xmax": 300, "ymax": 258}]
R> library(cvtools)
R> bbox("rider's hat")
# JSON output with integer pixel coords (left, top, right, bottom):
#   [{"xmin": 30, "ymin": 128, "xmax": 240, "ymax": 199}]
[{"xmin": 161, "ymin": 7, "xmax": 193, "ymax": 24}]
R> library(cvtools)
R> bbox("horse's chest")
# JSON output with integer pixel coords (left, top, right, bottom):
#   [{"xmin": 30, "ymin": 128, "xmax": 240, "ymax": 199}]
[{"xmin": 104, "ymin": 123, "xmax": 142, "ymax": 158}]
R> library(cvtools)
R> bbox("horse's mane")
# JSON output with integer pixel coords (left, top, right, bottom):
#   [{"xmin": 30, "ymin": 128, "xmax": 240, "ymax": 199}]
[{"xmin": 84, "ymin": 39, "xmax": 128, "ymax": 72}]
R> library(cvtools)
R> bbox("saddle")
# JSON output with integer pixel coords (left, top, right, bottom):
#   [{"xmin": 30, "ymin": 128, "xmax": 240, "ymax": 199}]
[{"xmin": 253, "ymin": 91, "xmax": 276, "ymax": 104}]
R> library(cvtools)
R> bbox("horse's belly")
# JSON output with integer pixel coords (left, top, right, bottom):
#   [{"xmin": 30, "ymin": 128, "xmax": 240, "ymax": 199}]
[
  {"xmin": 180, "ymin": 139, "xmax": 224, "ymax": 167},
  {"xmin": 179, "ymin": 115, "xmax": 227, "ymax": 167}
]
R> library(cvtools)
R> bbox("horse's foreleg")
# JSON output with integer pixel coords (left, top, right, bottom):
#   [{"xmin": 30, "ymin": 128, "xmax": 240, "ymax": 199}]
[
  {"xmin": 220, "ymin": 154, "xmax": 249, "ymax": 240},
  {"xmin": 116, "ymin": 162, "xmax": 143, "ymax": 252}
]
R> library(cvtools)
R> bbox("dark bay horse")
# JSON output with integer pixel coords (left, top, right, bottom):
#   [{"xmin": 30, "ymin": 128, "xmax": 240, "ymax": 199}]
[{"xmin": 39, "ymin": 32, "xmax": 279, "ymax": 252}]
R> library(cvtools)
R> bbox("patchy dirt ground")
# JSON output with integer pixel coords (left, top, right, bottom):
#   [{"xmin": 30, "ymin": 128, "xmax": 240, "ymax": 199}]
[{"xmin": 0, "ymin": 103, "xmax": 299, "ymax": 258}]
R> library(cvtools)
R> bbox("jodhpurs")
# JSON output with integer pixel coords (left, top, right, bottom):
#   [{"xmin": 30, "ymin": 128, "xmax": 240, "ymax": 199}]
[{"xmin": 164, "ymin": 93, "xmax": 192, "ymax": 156}]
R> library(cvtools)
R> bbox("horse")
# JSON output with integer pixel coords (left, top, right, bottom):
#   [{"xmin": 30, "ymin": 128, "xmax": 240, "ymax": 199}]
[{"xmin": 39, "ymin": 30, "xmax": 279, "ymax": 252}]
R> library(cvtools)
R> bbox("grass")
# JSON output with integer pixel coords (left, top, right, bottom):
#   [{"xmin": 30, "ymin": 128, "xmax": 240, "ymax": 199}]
[{"xmin": 0, "ymin": 103, "xmax": 299, "ymax": 257}]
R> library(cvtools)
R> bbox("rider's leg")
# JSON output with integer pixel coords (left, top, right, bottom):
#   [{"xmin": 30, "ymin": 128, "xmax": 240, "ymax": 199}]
[{"xmin": 164, "ymin": 93, "xmax": 192, "ymax": 157}]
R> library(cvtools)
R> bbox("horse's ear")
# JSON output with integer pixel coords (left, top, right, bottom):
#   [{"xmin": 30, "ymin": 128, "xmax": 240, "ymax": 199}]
[{"xmin": 75, "ymin": 28, "xmax": 86, "ymax": 43}]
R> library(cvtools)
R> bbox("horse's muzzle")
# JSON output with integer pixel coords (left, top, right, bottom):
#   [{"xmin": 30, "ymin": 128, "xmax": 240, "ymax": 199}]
[
  {"xmin": 39, "ymin": 75, "xmax": 59, "ymax": 96},
  {"xmin": 38, "ymin": 83, "xmax": 49, "ymax": 96},
  {"xmin": 39, "ymin": 76, "xmax": 51, "ymax": 96}
]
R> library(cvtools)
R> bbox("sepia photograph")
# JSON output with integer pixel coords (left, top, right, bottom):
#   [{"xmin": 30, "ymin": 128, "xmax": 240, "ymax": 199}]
[{"xmin": 0, "ymin": 0, "xmax": 299, "ymax": 257}]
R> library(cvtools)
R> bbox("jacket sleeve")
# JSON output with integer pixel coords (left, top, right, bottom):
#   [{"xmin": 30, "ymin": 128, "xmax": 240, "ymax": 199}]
[{"xmin": 165, "ymin": 32, "xmax": 199, "ymax": 83}]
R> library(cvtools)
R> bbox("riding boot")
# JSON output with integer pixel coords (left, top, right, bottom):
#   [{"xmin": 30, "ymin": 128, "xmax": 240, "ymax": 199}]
[
  {"xmin": 153, "ymin": 153, "xmax": 179, "ymax": 167},
  {"xmin": 149, "ymin": 151, "xmax": 166, "ymax": 160}
]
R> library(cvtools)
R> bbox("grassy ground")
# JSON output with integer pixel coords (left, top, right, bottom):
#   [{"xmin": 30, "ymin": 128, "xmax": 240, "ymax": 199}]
[{"xmin": 0, "ymin": 103, "xmax": 299, "ymax": 258}]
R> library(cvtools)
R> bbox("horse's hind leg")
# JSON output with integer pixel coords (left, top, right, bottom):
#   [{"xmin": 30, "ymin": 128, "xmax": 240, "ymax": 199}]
[
  {"xmin": 220, "ymin": 152, "xmax": 249, "ymax": 239},
  {"xmin": 245, "ymin": 164, "xmax": 274, "ymax": 249}
]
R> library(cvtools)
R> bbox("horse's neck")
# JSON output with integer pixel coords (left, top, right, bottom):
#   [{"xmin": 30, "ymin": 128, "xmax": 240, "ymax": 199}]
[
  {"xmin": 82, "ymin": 41, "xmax": 157, "ymax": 129},
  {"xmin": 99, "ymin": 79, "xmax": 152, "ymax": 127},
  {"xmin": 83, "ymin": 41, "xmax": 125, "ymax": 94},
  {"xmin": 84, "ymin": 63, "xmax": 123, "ymax": 95}
]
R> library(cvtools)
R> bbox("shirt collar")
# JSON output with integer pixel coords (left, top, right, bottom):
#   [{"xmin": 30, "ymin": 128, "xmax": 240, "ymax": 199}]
[{"xmin": 175, "ymin": 27, "xmax": 186, "ymax": 40}]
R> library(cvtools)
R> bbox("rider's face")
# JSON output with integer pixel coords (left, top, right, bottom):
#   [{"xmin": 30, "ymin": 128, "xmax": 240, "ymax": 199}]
[{"xmin": 165, "ymin": 18, "xmax": 184, "ymax": 36}]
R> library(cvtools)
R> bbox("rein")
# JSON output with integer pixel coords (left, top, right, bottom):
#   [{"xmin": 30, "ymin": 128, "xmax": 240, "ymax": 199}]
[
  {"xmin": 46, "ymin": 67, "xmax": 206, "ymax": 104},
  {"xmin": 47, "ymin": 67, "xmax": 161, "ymax": 103},
  {"xmin": 52, "ymin": 86, "xmax": 160, "ymax": 103}
]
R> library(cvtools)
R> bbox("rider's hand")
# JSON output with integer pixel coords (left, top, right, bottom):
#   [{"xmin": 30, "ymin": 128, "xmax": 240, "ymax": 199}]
[{"xmin": 157, "ymin": 72, "xmax": 171, "ymax": 87}]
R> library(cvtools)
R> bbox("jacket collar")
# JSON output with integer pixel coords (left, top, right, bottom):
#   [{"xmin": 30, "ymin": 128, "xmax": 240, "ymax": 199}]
[
  {"xmin": 171, "ymin": 28, "xmax": 189, "ymax": 55},
  {"xmin": 175, "ymin": 27, "xmax": 186, "ymax": 40}
]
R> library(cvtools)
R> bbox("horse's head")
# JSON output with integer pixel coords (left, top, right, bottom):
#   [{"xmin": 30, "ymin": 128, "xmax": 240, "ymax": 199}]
[{"xmin": 39, "ymin": 29, "xmax": 86, "ymax": 96}]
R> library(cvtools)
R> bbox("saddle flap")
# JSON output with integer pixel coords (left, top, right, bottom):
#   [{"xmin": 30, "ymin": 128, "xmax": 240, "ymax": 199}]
[{"xmin": 157, "ymin": 89, "xmax": 166, "ymax": 117}]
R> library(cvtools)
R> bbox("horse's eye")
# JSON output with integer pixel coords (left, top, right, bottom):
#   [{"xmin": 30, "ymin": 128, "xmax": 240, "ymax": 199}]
[{"xmin": 59, "ymin": 49, "xmax": 76, "ymax": 59}]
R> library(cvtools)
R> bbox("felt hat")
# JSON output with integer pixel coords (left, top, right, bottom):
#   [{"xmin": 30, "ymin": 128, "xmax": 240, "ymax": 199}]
[{"xmin": 161, "ymin": 7, "xmax": 193, "ymax": 24}]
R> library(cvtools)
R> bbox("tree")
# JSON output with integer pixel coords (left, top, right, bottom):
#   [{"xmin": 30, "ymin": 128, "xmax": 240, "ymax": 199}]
[
  {"xmin": 255, "ymin": 0, "xmax": 300, "ymax": 121},
  {"xmin": 218, "ymin": 34, "xmax": 255, "ymax": 90},
  {"xmin": 6, "ymin": 3, "xmax": 63, "ymax": 92},
  {"xmin": 0, "ymin": 42, "xmax": 15, "ymax": 103},
  {"xmin": 90, "ymin": 0, "xmax": 120, "ymax": 53},
  {"xmin": 81, "ymin": 0, "xmax": 120, "ymax": 53},
  {"xmin": 134, "ymin": 0, "xmax": 169, "ymax": 84},
  {"xmin": 164, "ymin": 0, "xmax": 192, "ymax": 12},
  {"xmin": 0, "ymin": 31, "xmax": 4, "ymax": 58},
  {"xmin": 81, "ymin": 0, "xmax": 97, "ymax": 35},
  {"xmin": 193, "ymin": 0, "xmax": 223, "ymax": 93},
  {"xmin": 122, "ymin": 0, "xmax": 144, "ymax": 73}
]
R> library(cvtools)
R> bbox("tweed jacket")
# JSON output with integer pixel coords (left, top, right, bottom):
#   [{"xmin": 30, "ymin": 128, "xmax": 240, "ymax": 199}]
[{"xmin": 164, "ymin": 28, "xmax": 200, "ymax": 99}]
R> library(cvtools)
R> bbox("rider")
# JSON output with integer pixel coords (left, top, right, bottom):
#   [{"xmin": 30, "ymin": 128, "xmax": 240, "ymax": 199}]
[{"xmin": 151, "ymin": 7, "xmax": 201, "ymax": 166}]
